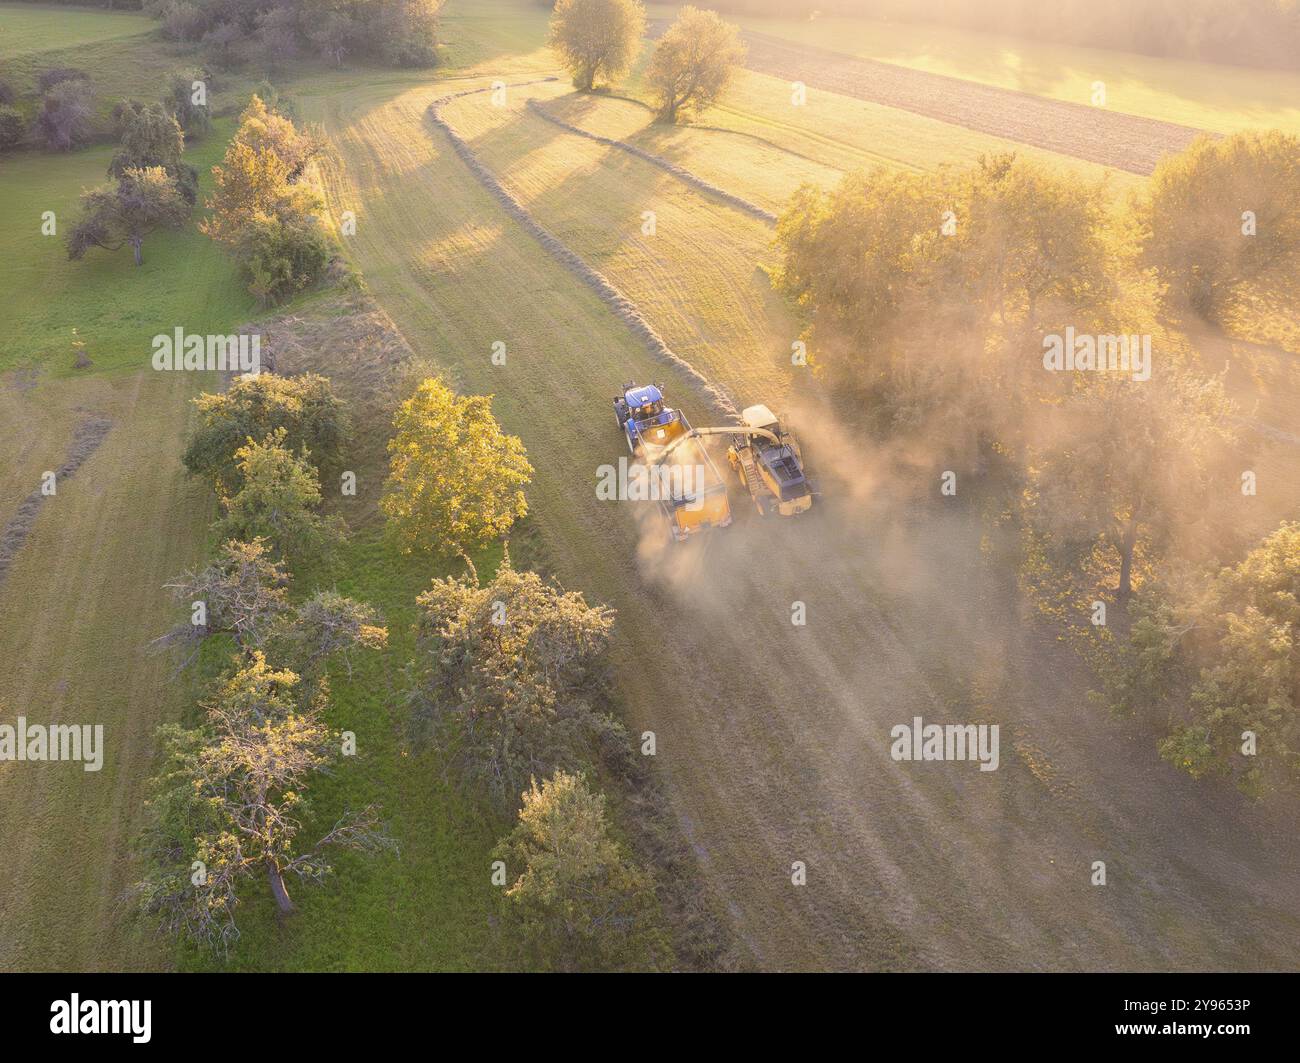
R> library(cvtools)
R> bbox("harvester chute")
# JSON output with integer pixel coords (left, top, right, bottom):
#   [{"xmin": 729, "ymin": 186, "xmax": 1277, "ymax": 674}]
[{"xmin": 691, "ymin": 405, "xmax": 815, "ymax": 517}]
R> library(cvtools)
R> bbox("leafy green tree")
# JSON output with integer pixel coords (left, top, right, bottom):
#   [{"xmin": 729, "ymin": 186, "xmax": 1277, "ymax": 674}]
[
  {"xmin": 234, "ymin": 212, "xmax": 333, "ymax": 306},
  {"xmin": 494, "ymin": 770, "xmax": 671, "ymax": 971},
  {"xmin": 165, "ymin": 69, "xmax": 213, "ymax": 138},
  {"xmin": 110, "ymin": 100, "xmax": 199, "ymax": 203},
  {"xmin": 412, "ymin": 555, "xmax": 617, "ymax": 809},
  {"xmin": 1095, "ymin": 522, "xmax": 1300, "ymax": 798},
  {"xmin": 381, "ymin": 378, "xmax": 532, "ymax": 557},
  {"xmin": 215, "ymin": 430, "xmax": 344, "ymax": 564},
  {"xmin": 1139, "ymin": 130, "xmax": 1300, "ymax": 322},
  {"xmin": 66, "ymin": 167, "xmax": 190, "ymax": 267},
  {"xmin": 134, "ymin": 652, "xmax": 395, "ymax": 951},
  {"xmin": 646, "ymin": 6, "xmax": 745, "ymax": 123},
  {"xmin": 775, "ymin": 153, "xmax": 1114, "ymax": 439},
  {"xmin": 371, "ymin": 0, "xmax": 442, "ymax": 67},
  {"xmin": 184, "ymin": 372, "xmax": 349, "ymax": 494},
  {"xmin": 547, "ymin": 0, "xmax": 646, "ymax": 92}
]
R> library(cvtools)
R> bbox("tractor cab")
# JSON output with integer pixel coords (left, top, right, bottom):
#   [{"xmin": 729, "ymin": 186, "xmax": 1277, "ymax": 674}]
[{"xmin": 615, "ymin": 383, "xmax": 681, "ymax": 454}]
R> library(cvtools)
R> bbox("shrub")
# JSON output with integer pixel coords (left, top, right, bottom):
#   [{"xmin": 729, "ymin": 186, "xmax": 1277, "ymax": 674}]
[
  {"xmin": 35, "ymin": 79, "xmax": 95, "ymax": 151},
  {"xmin": 234, "ymin": 213, "xmax": 332, "ymax": 305},
  {"xmin": 36, "ymin": 67, "xmax": 89, "ymax": 93},
  {"xmin": 0, "ymin": 105, "xmax": 26, "ymax": 151}
]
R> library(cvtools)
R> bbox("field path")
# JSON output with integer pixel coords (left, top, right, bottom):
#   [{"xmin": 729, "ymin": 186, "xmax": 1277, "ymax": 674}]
[
  {"xmin": 648, "ymin": 22, "xmax": 1208, "ymax": 175},
  {"xmin": 304, "ymin": 76, "xmax": 1300, "ymax": 971}
]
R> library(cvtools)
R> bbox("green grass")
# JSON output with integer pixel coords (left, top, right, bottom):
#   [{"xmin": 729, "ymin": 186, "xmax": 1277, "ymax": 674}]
[
  {"xmin": 185, "ymin": 533, "xmax": 509, "ymax": 972},
  {"xmin": 0, "ymin": 367, "xmax": 220, "ymax": 971},
  {"xmin": 0, "ymin": 3, "xmax": 154, "ymax": 56},
  {"xmin": 0, "ymin": 117, "xmax": 253, "ymax": 375}
]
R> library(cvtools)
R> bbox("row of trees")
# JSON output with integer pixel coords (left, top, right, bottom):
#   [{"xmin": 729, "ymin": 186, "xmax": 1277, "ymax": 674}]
[
  {"xmin": 775, "ymin": 130, "xmax": 1300, "ymax": 796},
  {"xmin": 548, "ymin": 1, "xmax": 746, "ymax": 124},
  {"xmin": 146, "ymin": 0, "xmax": 443, "ymax": 70},
  {"xmin": 202, "ymin": 94, "xmax": 333, "ymax": 303},
  {"xmin": 377, "ymin": 378, "xmax": 671, "ymax": 968},
  {"xmin": 138, "ymin": 374, "xmax": 396, "ymax": 952},
  {"xmin": 146, "ymin": 368, "xmax": 671, "ymax": 966}
]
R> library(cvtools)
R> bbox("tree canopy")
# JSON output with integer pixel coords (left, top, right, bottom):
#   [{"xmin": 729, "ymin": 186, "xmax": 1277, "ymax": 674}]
[
  {"xmin": 646, "ymin": 6, "xmax": 746, "ymax": 123},
  {"xmin": 381, "ymin": 378, "xmax": 533, "ymax": 557},
  {"xmin": 547, "ymin": 0, "xmax": 646, "ymax": 91}
]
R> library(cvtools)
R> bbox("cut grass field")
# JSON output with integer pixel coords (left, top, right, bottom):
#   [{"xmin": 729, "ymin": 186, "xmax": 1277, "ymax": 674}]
[
  {"xmin": 0, "ymin": 367, "xmax": 217, "ymax": 971},
  {"xmin": 4, "ymin": 0, "xmax": 1298, "ymax": 972},
  {"xmin": 0, "ymin": 108, "xmax": 241, "ymax": 969},
  {"xmin": 299, "ymin": 26, "xmax": 1300, "ymax": 967},
  {"xmin": 0, "ymin": 3, "xmax": 153, "ymax": 55},
  {"xmin": 645, "ymin": 2, "xmax": 1300, "ymax": 137}
]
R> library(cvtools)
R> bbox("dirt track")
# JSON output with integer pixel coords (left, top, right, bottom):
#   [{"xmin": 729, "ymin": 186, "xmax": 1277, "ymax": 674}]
[
  {"xmin": 311, "ymin": 78, "xmax": 1300, "ymax": 971},
  {"xmin": 649, "ymin": 23, "xmax": 1208, "ymax": 175}
]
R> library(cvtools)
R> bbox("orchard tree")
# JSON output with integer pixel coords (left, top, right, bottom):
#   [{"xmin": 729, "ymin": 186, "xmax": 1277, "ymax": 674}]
[
  {"xmin": 1139, "ymin": 130, "xmax": 1300, "ymax": 322},
  {"xmin": 412, "ymin": 556, "xmax": 617, "ymax": 808},
  {"xmin": 233, "ymin": 94, "xmax": 320, "ymax": 181},
  {"xmin": 494, "ymin": 770, "xmax": 670, "ymax": 970},
  {"xmin": 183, "ymin": 372, "xmax": 349, "ymax": 494},
  {"xmin": 1095, "ymin": 522, "xmax": 1300, "ymax": 798},
  {"xmin": 134, "ymin": 652, "xmax": 394, "ymax": 950},
  {"xmin": 1026, "ymin": 366, "xmax": 1239, "ymax": 605},
  {"xmin": 548, "ymin": 0, "xmax": 646, "ymax": 92},
  {"xmin": 646, "ymin": 6, "xmax": 745, "ymax": 123},
  {"xmin": 66, "ymin": 167, "xmax": 190, "ymax": 267},
  {"xmin": 157, "ymin": 538, "xmax": 291, "ymax": 658},
  {"xmin": 201, "ymin": 97, "xmax": 321, "ymax": 245},
  {"xmin": 286, "ymin": 590, "xmax": 388, "ymax": 678},
  {"xmin": 201, "ymin": 138, "xmax": 318, "ymax": 246},
  {"xmin": 381, "ymin": 378, "xmax": 532, "ymax": 557},
  {"xmin": 110, "ymin": 101, "xmax": 199, "ymax": 203},
  {"xmin": 214, "ymin": 430, "xmax": 344, "ymax": 563}
]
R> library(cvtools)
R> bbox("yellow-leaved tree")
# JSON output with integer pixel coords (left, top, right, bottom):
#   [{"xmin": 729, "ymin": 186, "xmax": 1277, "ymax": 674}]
[
  {"xmin": 547, "ymin": 0, "xmax": 646, "ymax": 92},
  {"xmin": 381, "ymin": 378, "xmax": 533, "ymax": 557}
]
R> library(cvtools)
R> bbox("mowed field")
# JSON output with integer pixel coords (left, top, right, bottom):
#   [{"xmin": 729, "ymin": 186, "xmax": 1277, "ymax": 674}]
[
  {"xmin": 0, "ymin": 68, "xmax": 241, "ymax": 963},
  {"xmin": 3, "ymin": 0, "xmax": 1298, "ymax": 972},
  {"xmin": 298, "ymin": 0, "xmax": 1300, "ymax": 970},
  {"xmin": 645, "ymin": 2, "xmax": 1300, "ymax": 136}
]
